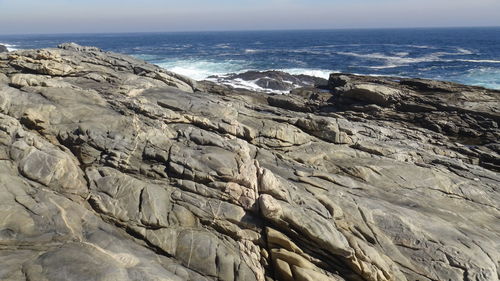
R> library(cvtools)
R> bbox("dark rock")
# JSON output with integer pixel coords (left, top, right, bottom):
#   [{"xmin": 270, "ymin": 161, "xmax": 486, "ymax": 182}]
[
  {"xmin": 328, "ymin": 73, "xmax": 351, "ymax": 88},
  {"xmin": 207, "ymin": 70, "xmax": 327, "ymax": 93},
  {"xmin": 268, "ymin": 95, "xmax": 312, "ymax": 112},
  {"xmin": 322, "ymin": 73, "xmax": 500, "ymax": 148},
  {"xmin": 58, "ymin": 42, "xmax": 102, "ymax": 52},
  {"xmin": 399, "ymin": 78, "xmax": 456, "ymax": 92},
  {"xmin": 0, "ymin": 44, "xmax": 8, "ymax": 53}
]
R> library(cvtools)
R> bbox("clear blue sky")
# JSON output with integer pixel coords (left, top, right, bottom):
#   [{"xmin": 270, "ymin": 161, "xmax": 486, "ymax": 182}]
[{"xmin": 1, "ymin": 0, "xmax": 499, "ymax": 34}]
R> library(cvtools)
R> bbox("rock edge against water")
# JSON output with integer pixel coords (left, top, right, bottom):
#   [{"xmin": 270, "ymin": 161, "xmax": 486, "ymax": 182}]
[
  {"xmin": 0, "ymin": 44, "xmax": 9, "ymax": 53},
  {"xmin": 0, "ymin": 43, "xmax": 498, "ymax": 281}
]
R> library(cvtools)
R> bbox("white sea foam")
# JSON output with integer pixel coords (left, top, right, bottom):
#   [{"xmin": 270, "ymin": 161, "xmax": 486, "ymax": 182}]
[
  {"xmin": 244, "ymin": 49, "xmax": 261, "ymax": 54},
  {"xmin": 366, "ymin": 64, "xmax": 401, "ymax": 69},
  {"xmin": 337, "ymin": 52, "xmax": 440, "ymax": 68},
  {"xmin": 310, "ymin": 43, "xmax": 435, "ymax": 49},
  {"xmin": 221, "ymin": 78, "xmax": 287, "ymax": 94},
  {"xmin": 155, "ymin": 58, "xmax": 338, "ymax": 82},
  {"xmin": 393, "ymin": 52, "xmax": 410, "ymax": 57},
  {"xmin": 205, "ymin": 76, "xmax": 289, "ymax": 94},
  {"xmin": 205, "ymin": 68, "xmax": 338, "ymax": 94},
  {"xmin": 456, "ymin": 59, "xmax": 500, "ymax": 64},
  {"xmin": 155, "ymin": 59, "xmax": 249, "ymax": 80},
  {"xmin": 0, "ymin": 43, "xmax": 18, "ymax": 51},
  {"xmin": 339, "ymin": 47, "xmax": 476, "ymax": 69},
  {"xmin": 456, "ymin": 48, "xmax": 474, "ymax": 55},
  {"xmin": 459, "ymin": 67, "xmax": 500, "ymax": 90},
  {"xmin": 338, "ymin": 51, "xmax": 440, "ymax": 64},
  {"xmin": 406, "ymin": 45, "xmax": 435, "ymax": 49},
  {"xmin": 215, "ymin": 43, "xmax": 231, "ymax": 49},
  {"xmin": 277, "ymin": 68, "xmax": 336, "ymax": 79}
]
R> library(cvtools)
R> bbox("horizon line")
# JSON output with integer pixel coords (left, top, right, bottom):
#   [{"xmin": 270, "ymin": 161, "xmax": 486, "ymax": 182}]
[{"xmin": 1, "ymin": 25, "xmax": 499, "ymax": 37}]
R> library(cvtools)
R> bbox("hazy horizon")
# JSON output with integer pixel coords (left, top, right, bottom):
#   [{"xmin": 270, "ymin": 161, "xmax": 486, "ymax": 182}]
[
  {"xmin": 1, "ymin": 26, "xmax": 500, "ymax": 37},
  {"xmin": 1, "ymin": 0, "xmax": 500, "ymax": 35}
]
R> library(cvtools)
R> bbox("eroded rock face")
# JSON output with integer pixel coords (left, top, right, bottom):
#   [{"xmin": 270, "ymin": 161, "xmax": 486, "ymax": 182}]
[{"xmin": 0, "ymin": 44, "xmax": 499, "ymax": 281}]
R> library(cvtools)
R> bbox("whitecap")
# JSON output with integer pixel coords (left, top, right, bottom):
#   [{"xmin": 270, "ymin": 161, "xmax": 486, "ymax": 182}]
[
  {"xmin": 455, "ymin": 48, "xmax": 474, "ymax": 55},
  {"xmin": 405, "ymin": 44, "xmax": 435, "ymax": 49},
  {"xmin": 365, "ymin": 64, "xmax": 401, "ymax": 69},
  {"xmin": 456, "ymin": 59, "xmax": 500, "ymax": 64},
  {"xmin": 215, "ymin": 43, "xmax": 231, "ymax": 49},
  {"xmin": 392, "ymin": 52, "xmax": 409, "ymax": 57},
  {"xmin": 244, "ymin": 49, "xmax": 261, "ymax": 54},
  {"xmin": 336, "ymin": 51, "xmax": 452, "ymax": 67}
]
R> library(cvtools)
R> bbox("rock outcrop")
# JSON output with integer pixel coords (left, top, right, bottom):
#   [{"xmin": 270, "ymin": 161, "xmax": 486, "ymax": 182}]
[
  {"xmin": 0, "ymin": 44, "xmax": 8, "ymax": 53},
  {"xmin": 0, "ymin": 44, "xmax": 499, "ymax": 281}
]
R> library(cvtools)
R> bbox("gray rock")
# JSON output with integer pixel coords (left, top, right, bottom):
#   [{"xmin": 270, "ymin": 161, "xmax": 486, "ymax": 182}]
[
  {"xmin": 0, "ymin": 44, "xmax": 7, "ymax": 53},
  {"xmin": 0, "ymin": 45, "xmax": 498, "ymax": 281}
]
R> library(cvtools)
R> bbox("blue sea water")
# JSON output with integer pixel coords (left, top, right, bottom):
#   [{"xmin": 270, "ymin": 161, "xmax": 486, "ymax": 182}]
[{"xmin": 1, "ymin": 28, "xmax": 500, "ymax": 89}]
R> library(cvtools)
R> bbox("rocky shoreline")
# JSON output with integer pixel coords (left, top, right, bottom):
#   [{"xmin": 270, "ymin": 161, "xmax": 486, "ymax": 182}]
[
  {"xmin": 205, "ymin": 71, "xmax": 328, "ymax": 94},
  {"xmin": 0, "ymin": 44, "xmax": 9, "ymax": 53},
  {"xmin": 0, "ymin": 43, "xmax": 498, "ymax": 281}
]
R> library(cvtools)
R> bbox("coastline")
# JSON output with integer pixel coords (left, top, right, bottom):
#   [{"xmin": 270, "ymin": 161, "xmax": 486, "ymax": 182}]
[
  {"xmin": 1, "ymin": 27, "xmax": 500, "ymax": 90},
  {"xmin": 0, "ymin": 43, "xmax": 18, "ymax": 52},
  {"xmin": 0, "ymin": 44, "xmax": 499, "ymax": 281}
]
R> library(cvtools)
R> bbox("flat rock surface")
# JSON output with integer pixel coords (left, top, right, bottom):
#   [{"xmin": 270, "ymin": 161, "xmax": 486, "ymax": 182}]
[{"xmin": 0, "ymin": 44, "xmax": 499, "ymax": 281}]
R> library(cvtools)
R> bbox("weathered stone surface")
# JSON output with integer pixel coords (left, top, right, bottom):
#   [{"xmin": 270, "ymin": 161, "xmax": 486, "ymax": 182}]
[{"xmin": 0, "ymin": 44, "xmax": 498, "ymax": 281}]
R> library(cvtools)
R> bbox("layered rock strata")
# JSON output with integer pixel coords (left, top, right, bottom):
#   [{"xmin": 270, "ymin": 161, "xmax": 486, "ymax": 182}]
[{"xmin": 0, "ymin": 44, "xmax": 498, "ymax": 281}]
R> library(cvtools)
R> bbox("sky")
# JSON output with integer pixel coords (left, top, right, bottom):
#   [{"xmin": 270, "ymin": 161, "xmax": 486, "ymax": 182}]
[{"xmin": 1, "ymin": 0, "xmax": 500, "ymax": 34}]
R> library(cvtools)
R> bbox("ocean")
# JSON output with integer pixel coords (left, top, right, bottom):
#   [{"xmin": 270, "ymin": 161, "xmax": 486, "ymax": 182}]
[{"xmin": 1, "ymin": 27, "xmax": 500, "ymax": 89}]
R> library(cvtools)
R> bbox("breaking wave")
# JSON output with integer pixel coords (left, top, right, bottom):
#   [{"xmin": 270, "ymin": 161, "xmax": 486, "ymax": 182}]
[
  {"xmin": 155, "ymin": 59, "xmax": 336, "ymax": 81},
  {"xmin": 155, "ymin": 59, "xmax": 250, "ymax": 80},
  {"xmin": 456, "ymin": 59, "xmax": 500, "ymax": 64},
  {"xmin": 0, "ymin": 43, "xmax": 18, "ymax": 51},
  {"xmin": 458, "ymin": 67, "xmax": 500, "ymax": 90},
  {"xmin": 206, "ymin": 77, "xmax": 287, "ymax": 94}
]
